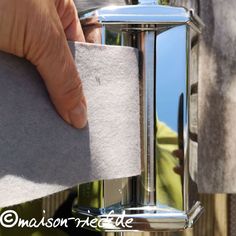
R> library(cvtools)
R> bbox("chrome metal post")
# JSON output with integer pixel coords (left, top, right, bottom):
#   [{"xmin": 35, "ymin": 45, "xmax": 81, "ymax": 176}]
[
  {"xmin": 73, "ymin": 1, "xmax": 205, "ymax": 232},
  {"xmin": 139, "ymin": 31, "xmax": 156, "ymax": 206},
  {"xmin": 139, "ymin": 0, "xmax": 157, "ymax": 4}
]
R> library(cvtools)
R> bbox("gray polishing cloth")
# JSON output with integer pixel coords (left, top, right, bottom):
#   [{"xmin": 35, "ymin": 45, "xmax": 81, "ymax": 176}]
[{"xmin": 0, "ymin": 42, "xmax": 141, "ymax": 207}]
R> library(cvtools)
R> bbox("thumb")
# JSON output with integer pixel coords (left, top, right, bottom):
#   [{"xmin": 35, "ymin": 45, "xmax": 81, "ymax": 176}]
[
  {"xmin": 37, "ymin": 43, "xmax": 87, "ymax": 129},
  {"xmin": 26, "ymin": 4, "xmax": 87, "ymax": 129}
]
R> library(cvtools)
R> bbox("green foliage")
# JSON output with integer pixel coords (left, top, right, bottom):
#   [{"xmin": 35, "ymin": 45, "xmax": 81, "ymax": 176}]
[{"xmin": 158, "ymin": 0, "xmax": 169, "ymax": 4}]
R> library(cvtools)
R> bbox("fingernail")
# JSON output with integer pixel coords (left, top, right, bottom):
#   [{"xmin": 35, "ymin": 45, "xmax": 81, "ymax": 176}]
[{"xmin": 68, "ymin": 99, "xmax": 87, "ymax": 129}]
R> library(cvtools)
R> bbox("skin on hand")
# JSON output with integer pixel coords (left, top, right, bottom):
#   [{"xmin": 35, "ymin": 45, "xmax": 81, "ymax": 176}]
[
  {"xmin": 0, "ymin": 0, "xmax": 92, "ymax": 128},
  {"xmin": 80, "ymin": 17, "xmax": 102, "ymax": 44}
]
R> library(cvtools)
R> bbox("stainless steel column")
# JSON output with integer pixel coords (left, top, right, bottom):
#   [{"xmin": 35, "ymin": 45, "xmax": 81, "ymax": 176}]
[
  {"xmin": 139, "ymin": 30, "xmax": 156, "ymax": 206},
  {"xmin": 74, "ymin": 1, "xmax": 204, "ymax": 232}
]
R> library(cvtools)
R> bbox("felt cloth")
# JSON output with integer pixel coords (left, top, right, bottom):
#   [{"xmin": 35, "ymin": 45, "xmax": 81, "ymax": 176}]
[{"xmin": 0, "ymin": 42, "xmax": 141, "ymax": 207}]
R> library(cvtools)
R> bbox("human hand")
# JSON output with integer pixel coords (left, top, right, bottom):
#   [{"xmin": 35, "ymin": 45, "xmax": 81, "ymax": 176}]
[
  {"xmin": 0, "ymin": 0, "xmax": 88, "ymax": 128},
  {"xmin": 80, "ymin": 16, "xmax": 102, "ymax": 44}
]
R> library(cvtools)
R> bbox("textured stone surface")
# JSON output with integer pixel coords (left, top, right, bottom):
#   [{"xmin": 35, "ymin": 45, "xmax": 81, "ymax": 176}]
[
  {"xmin": 198, "ymin": 0, "xmax": 236, "ymax": 193},
  {"xmin": 190, "ymin": 94, "xmax": 198, "ymax": 135},
  {"xmin": 189, "ymin": 140, "xmax": 198, "ymax": 182},
  {"xmin": 168, "ymin": 0, "xmax": 236, "ymax": 193}
]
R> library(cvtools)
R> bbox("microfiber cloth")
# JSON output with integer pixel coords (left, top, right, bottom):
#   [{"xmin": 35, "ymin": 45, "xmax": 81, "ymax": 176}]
[{"xmin": 0, "ymin": 42, "xmax": 141, "ymax": 207}]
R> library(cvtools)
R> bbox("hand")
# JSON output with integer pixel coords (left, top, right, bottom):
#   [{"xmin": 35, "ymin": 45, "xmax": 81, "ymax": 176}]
[
  {"xmin": 0, "ymin": 0, "xmax": 88, "ymax": 128},
  {"xmin": 80, "ymin": 16, "xmax": 102, "ymax": 44}
]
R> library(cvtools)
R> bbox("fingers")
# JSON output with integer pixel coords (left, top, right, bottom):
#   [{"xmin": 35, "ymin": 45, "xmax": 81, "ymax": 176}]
[
  {"xmin": 37, "ymin": 43, "xmax": 87, "ymax": 129},
  {"xmin": 81, "ymin": 17, "xmax": 102, "ymax": 43},
  {"xmin": 83, "ymin": 25, "xmax": 102, "ymax": 43},
  {"xmin": 56, "ymin": 0, "xmax": 102, "ymax": 43},
  {"xmin": 55, "ymin": 0, "xmax": 85, "ymax": 42},
  {"xmin": 26, "ymin": 2, "xmax": 87, "ymax": 128},
  {"xmin": 38, "ymin": 40, "xmax": 87, "ymax": 129},
  {"xmin": 0, "ymin": 0, "xmax": 87, "ymax": 128}
]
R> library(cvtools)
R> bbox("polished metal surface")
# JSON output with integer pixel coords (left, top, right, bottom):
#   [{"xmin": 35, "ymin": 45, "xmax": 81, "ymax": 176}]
[
  {"xmin": 155, "ymin": 24, "xmax": 187, "ymax": 211},
  {"xmin": 139, "ymin": 0, "xmax": 157, "ymax": 4},
  {"xmin": 74, "ymin": 0, "xmax": 204, "ymax": 232},
  {"xmin": 140, "ymin": 31, "xmax": 156, "ymax": 206},
  {"xmin": 80, "ymin": 5, "xmax": 191, "ymax": 24},
  {"xmin": 73, "ymin": 201, "xmax": 203, "ymax": 231}
]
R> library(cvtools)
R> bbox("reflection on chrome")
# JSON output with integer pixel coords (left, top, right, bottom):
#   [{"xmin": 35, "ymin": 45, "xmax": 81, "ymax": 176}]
[
  {"xmin": 156, "ymin": 120, "xmax": 183, "ymax": 210},
  {"xmin": 155, "ymin": 25, "xmax": 187, "ymax": 211},
  {"xmin": 73, "ymin": 0, "xmax": 204, "ymax": 232}
]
